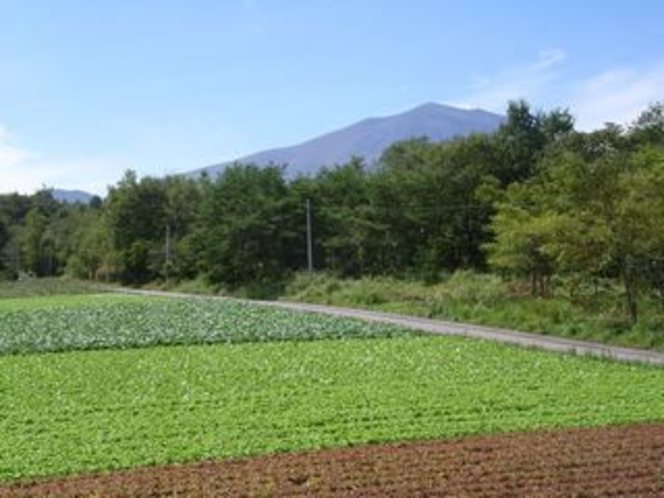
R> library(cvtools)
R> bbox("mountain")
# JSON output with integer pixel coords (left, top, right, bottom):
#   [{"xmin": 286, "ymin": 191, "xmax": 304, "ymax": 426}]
[
  {"xmin": 50, "ymin": 189, "xmax": 96, "ymax": 204},
  {"xmin": 193, "ymin": 103, "xmax": 504, "ymax": 177}
]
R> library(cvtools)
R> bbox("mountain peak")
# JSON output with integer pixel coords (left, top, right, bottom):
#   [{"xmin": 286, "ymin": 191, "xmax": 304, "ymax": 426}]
[
  {"xmin": 192, "ymin": 103, "xmax": 504, "ymax": 178},
  {"xmin": 412, "ymin": 102, "xmax": 455, "ymax": 111}
]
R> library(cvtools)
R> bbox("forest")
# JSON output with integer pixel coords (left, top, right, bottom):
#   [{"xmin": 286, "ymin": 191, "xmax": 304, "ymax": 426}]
[{"xmin": 1, "ymin": 100, "xmax": 663, "ymax": 325}]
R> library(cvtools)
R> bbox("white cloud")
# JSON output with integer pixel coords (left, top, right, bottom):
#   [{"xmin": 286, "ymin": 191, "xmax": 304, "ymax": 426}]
[
  {"xmin": 457, "ymin": 48, "xmax": 567, "ymax": 112},
  {"xmin": 0, "ymin": 125, "xmax": 39, "ymax": 193},
  {"xmin": 0, "ymin": 125, "xmax": 34, "ymax": 169},
  {"xmin": 570, "ymin": 64, "xmax": 664, "ymax": 130},
  {"xmin": 533, "ymin": 49, "xmax": 566, "ymax": 70},
  {"xmin": 455, "ymin": 50, "xmax": 663, "ymax": 132},
  {"xmin": 0, "ymin": 124, "xmax": 118, "ymax": 196}
]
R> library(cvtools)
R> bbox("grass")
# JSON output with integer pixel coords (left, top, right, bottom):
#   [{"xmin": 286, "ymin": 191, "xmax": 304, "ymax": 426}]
[
  {"xmin": 0, "ymin": 293, "xmax": 410, "ymax": 355},
  {"xmin": 0, "ymin": 277, "xmax": 104, "ymax": 300},
  {"xmin": 1, "ymin": 335, "xmax": 662, "ymax": 482},
  {"xmin": 283, "ymin": 271, "xmax": 664, "ymax": 350}
]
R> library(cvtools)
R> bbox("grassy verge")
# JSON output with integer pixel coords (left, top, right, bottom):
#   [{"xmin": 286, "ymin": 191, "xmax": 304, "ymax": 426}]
[
  {"xmin": 283, "ymin": 271, "xmax": 664, "ymax": 351},
  {"xmin": 2, "ymin": 335, "xmax": 662, "ymax": 482},
  {"xmin": 0, "ymin": 277, "xmax": 105, "ymax": 299}
]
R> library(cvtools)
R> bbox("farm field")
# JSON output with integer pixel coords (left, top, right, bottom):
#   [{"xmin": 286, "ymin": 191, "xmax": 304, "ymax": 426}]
[
  {"xmin": 0, "ymin": 293, "xmax": 409, "ymax": 354},
  {"xmin": 0, "ymin": 290, "xmax": 663, "ymax": 492},
  {"xmin": 3, "ymin": 423, "xmax": 662, "ymax": 497}
]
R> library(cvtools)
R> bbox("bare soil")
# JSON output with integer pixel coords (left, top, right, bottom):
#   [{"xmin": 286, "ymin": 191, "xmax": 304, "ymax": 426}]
[{"xmin": 2, "ymin": 423, "xmax": 662, "ymax": 497}]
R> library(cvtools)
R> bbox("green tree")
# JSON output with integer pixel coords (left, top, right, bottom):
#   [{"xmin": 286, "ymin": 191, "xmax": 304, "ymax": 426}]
[
  {"xmin": 314, "ymin": 157, "xmax": 382, "ymax": 277},
  {"xmin": 375, "ymin": 134, "xmax": 501, "ymax": 278},
  {"xmin": 486, "ymin": 182, "xmax": 558, "ymax": 296},
  {"xmin": 494, "ymin": 100, "xmax": 574, "ymax": 183},
  {"xmin": 0, "ymin": 217, "xmax": 10, "ymax": 278},
  {"xmin": 490, "ymin": 129, "xmax": 664, "ymax": 321},
  {"xmin": 106, "ymin": 170, "xmax": 167, "ymax": 283},
  {"xmin": 197, "ymin": 164, "xmax": 293, "ymax": 289},
  {"xmin": 629, "ymin": 102, "xmax": 664, "ymax": 146},
  {"xmin": 163, "ymin": 176, "xmax": 202, "ymax": 281},
  {"xmin": 21, "ymin": 207, "xmax": 49, "ymax": 276},
  {"xmin": 66, "ymin": 208, "xmax": 111, "ymax": 280}
]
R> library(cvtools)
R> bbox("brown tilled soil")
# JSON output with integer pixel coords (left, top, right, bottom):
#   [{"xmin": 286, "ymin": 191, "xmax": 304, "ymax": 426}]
[{"xmin": 2, "ymin": 423, "xmax": 663, "ymax": 497}]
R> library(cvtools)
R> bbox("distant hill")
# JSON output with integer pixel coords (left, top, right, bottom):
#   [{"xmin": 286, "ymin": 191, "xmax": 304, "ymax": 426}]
[
  {"xmin": 192, "ymin": 103, "xmax": 504, "ymax": 177},
  {"xmin": 50, "ymin": 189, "xmax": 96, "ymax": 204}
]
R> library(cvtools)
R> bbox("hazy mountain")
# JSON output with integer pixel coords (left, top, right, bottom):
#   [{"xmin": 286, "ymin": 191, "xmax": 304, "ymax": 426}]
[
  {"xmin": 50, "ymin": 188, "xmax": 96, "ymax": 204},
  {"xmin": 193, "ymin": 103, "xmax": 504, "ymax": 177}
]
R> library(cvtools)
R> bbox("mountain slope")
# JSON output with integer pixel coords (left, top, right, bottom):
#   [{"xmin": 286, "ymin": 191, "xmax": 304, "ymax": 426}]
[
  {"xmin": 50, "ymin": 189, "xmax": 95, "ymax": 204},
  {"xmin": 194, "ymin": 103, "xmax": 503, "ymax": 177}
]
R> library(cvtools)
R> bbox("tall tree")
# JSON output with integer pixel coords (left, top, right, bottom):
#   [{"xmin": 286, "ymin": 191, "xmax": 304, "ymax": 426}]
[
  {"xmin": 162, "ymin": 176, "xmax": 201, "ymax": 281},
  {"xmin": 106, "ymin": 170, "xmax": 167, "ymax": 283},
  {"xmin": 197, "ymin": 164, "xmax": 293, "ymax": 289},
  {"xmin": 21, "ymin": 207, "xmax": 49, "ymax": 276},
  {"xmin": 629, "ymin": 102, "xmax": 664, "ymax": 146},
  {"xmin": 494, "ymin": 100, "xmax": 574, "ymax": 183},
  {"xmin": 314, "ymin": 157, "xmax": 382, "ymax": 277},
  {"xmin": 489, "ymin": 128, "xmax": 664, "ymax": 321}
]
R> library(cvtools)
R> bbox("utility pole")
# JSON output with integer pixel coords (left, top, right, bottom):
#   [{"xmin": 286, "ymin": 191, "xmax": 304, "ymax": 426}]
[
  {"xmin": 306, "ymin": 199, "xmax": 314, "ymax": 272},
  {"xmin": 165, "ymin": 223, "xmax": 172, "ymax": 282}
]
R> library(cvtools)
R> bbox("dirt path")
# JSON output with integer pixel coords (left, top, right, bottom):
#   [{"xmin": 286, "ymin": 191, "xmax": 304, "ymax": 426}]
[
  {"xmin": 263, "ymin": 300, "xmax": 664, "ymax": 366},
  {"xmin": 3, "ymin": 423, "xmax": 662, "ymax": 497},
  {"xmin": 115, "ymin": 288, "xmax": 664, "ymax": 366}
]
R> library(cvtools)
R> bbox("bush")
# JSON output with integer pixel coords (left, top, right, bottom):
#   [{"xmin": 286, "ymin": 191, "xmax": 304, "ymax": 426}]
[{"xmin": 444, "ymin": 271, "xmax": 508, "ymax": 307}]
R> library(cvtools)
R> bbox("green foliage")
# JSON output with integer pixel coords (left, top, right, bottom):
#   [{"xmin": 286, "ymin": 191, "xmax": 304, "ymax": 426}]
[
  {"xmin": 0, "ymin": 189, "xmax": 108, "ymax": 280},
  {"xmin": 105, "ymin": 171, "xmax": 167, "ymax": 283},
  {"xmin": 1, "ymin": 100, "xmax": 662, "ymax": 344},
  {"xmin": 494, "ymin": 100, "xmax": 574, "ymax": 182},
  {"xmin": 197, "ymin": 164, "xmax": 296, "ymax": 288},
  {"xmin": 630, "ymin": 101, "xmax": 664, "ymax": 145},
  {"xmin": 1, "ymin": 335, "xmax": 662, "ymax": 481},
  {"xmin": 171, "ymin": 275, "xmax": 221, "ymax": 295},
  {"xmin": 313, "ymin": 157, "xmax": 382, "ymax": 276},
  {"xmin": 486, "ymin": 182, "xmax": 558, "ymax": 296},
  {"xmin": 372, "ymin": 134, "xmax": 499, "ymax": 275},
  {"xmin": 64, "ymin": 209, "xmax": 108, "ymax": 280},
  {"xmin": 20, "ymin": 207, "xmax": 49, "ymax": 275},
  {"xmin": 489, "ymin": 125, "xmax": 664, "ymax": 321},
  {"xmin": 100, "ymin": 172, "xmax": 203, "ymax": 284},
  {"xmin": 0, "ymin": 218, "xmax": 10, "ymax": 278}
]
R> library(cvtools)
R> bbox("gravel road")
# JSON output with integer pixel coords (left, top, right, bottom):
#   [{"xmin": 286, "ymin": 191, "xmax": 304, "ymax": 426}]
[{"xmin": 116, "ymin": 288, "xmax": 664, "ymax": 366}]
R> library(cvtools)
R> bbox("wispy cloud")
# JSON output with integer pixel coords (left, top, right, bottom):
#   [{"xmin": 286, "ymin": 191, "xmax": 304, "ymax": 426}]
[
  {"xmin": 532, "ymin": 49, "xmax": 566, "ymax": 71},
  {"xmin": 0, "ymin": 124, "xmax": 117, "ymax": 195},
  {"xmin": 0, "ymin": 124, "xmax": 38, "ymax": 193},
  {"xmin": 0, "ymin": 125, "xmax": 33, "ymax": 168},
  {"xmin": 455, "ymin": 49, "xmax": 663, "ymax": 131},
  {"xmin": 570, "ymin": 64, "xmax": 664, "ymax": 130},
  {"xmin": 455, "ymin": 49, "xmax": 567, "ymax": 111}
]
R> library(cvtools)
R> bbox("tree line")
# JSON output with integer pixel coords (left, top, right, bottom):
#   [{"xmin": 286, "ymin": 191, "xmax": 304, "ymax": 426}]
[{"xmin": 1, "ymin": 100, "xmax": 663, "ymax": 320}]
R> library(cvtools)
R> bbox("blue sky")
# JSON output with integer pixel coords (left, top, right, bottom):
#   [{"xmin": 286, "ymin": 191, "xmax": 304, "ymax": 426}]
[{"xmin": 1, "ymin": 0, "xmax": 663, "ymax": 195}]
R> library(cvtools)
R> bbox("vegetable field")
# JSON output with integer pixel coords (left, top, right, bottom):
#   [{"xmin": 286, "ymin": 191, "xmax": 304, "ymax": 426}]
[
  {"xmin": 4, "ymin": 423, "xmax": 661, "ymax": 497},
  {"xmin": 0, "ymin": 291, "xmax": 663, "ymax": 493},
  {"xmin": 0, "ymin": 293, "xmax": 408, "ymax": 354}
]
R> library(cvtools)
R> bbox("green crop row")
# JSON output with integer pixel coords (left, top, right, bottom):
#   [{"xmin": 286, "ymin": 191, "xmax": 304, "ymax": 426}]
[
  {"xmin": 1, "ymin": 335, "xmax": 662, "ymax": 482},
  {"xmin": 0, "ymin": 294, "xmax": 411, "ymax": 355}
]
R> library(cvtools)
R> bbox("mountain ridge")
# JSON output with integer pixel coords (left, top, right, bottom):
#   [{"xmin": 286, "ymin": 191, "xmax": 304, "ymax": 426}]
[
  {"xmin": 50, "ymin": 188, "xmax": 96, "ymax": 204},
  {"xmin": 192, "ymin": 102, "xmax": 504, "ymax": 177}
]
